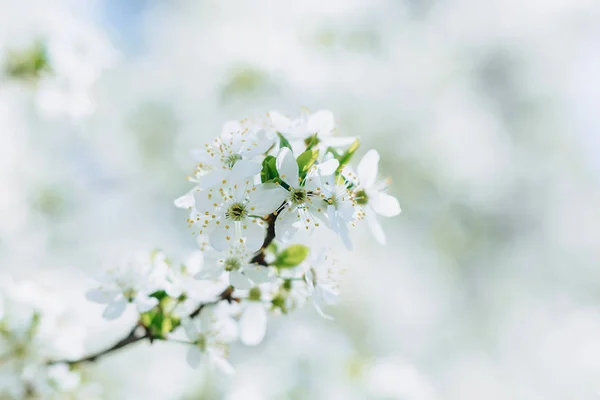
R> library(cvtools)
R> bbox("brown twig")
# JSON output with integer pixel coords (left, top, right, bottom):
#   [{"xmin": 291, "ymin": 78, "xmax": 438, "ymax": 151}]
[{"xmin": 48, "ymin": 214, "xmax": 278, "ymax": 366}]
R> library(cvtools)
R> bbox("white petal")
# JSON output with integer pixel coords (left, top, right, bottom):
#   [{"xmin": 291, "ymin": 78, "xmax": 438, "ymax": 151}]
[
  {"xmin": 209, "ymin": 224, "xmax": 231, "ymax": 251},
  {"xmin": 209, "ymin": 352, "xmax": 235, "ymax": 375},
  {"xmin": 247, "ymin": 183, "xmax": 288, "ymax": 216},
  {"xmin": 197, "ymin": 170, "xmax": 227, "ymax": 190},
  {"xmin": 308, "ymin": 110, "xmax": 335, "ymax": 136},
  {"xmin": 221, "ymin": 120, "xmax": 242, "ymax": 137},
  {"xmin": 322, "ymin": 136, "xmax": 357, "ymax": 148},
  {"xmin": 102, "ymin": 296, "xmax": 128, "ymax": 320},
  {"xmin": 243, "ymin": 265, "xmax": 274, "ymax": 284},
  {"xmin": 85, "ymin": 289, "xmax": 118, "ymax": 304},
  {"xmin": 194, "ymin": 263, "xmax": 224, "ymax": 280},
  {"xmin": 318, "ymin": 285, "xmax": 339, "ymax": 306},
  {"xmin": 276, "ymin": 147, "xmax": 299, "ymax": 185},
  {"xmin": 190, "ymin": 149, "xmax": 214, "ymax": 164},
  {"xmin": 270, "ymin": 111, "xmax": 292, "ymax": 132},
  {"xmin": 182, "ymin": 319, "xmax": 199, "ymax": 341},
  {"xmin": 369, "ymin": 191, "xmax": 401, "ymax": 217},
  {"xmin": 312, "ymin": 297, "xmax": 335, "ymax": 320},
  {"xmin": 357, "ymin": 149, "xmax": 379, "ymax": 188},
  {"xmin": 134, "ymin": 295, "xmax": 159, "ymax": 313},
  {"xmin": 274, "ymin": 207, "xmax": 299, "ymax": 242},
  {"xmin": 338, "ymin": 220, "xmax": 353, "ymax": 251},
  {"xmin": 229, "ymin": 270, "xmax": 252, "ymax": 290},
  {"xmin": 174, "ymin": 192, "xmax": 194, "ymax": 209},
  {"xmin": 240, "ymin": 303, "xmax": 268, "ymax": 346},
  {"xmin": 366, "ymin": 208, "xmax": 386, "ymax": 245},
  {"xmin": 243, "ymin": 221, "xmax": 266, "ymax": 252},
  {"xmin": 186, "ymin": 346, "xmax": 203, "ymax": 368},
  {"xmin": 231, "ymin": 160, "xmax": 262, "ymax": 182},
  {"xmin": 318, "ymin": 159, "xmax": 339, "ymax": 176}
]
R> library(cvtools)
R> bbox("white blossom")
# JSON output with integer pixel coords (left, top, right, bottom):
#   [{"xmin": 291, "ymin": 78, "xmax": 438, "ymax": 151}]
[
  {"xmin": 189, "ymin": 120, "xmax": 274, "ymax": 190},
  {"xmin": 85, "ymin": 251, "xmax": 168, "ymax": 320},
  {"xmin": 261, "ymin": 147, "xmax": 337, "ymax": 242},
  {"xmin": 196, "ymin": 241, "xmax": 276, "ymax": 290},
  {"xmin": 270, "ymin": 109, "xmax": 356, "ymax": 153},
  {"xmin": 190, "ymin": 174, "xmax": 277, "ymax": 252},
  {"xmin": 181, "ymin": 304, "xmax": 237, "ymax": 375},
  {"xmin": 238, "ymin": 287, "xmax": 270, "ymax": 346},
  {"xmin": 321, "ymin": 176, "xmax": 358, "ymax": 250},
  {"xmin": 354, "ymin": 149, "xmax": 401, "ymax": 245},
  {"xmin": 303, "ymin": 250, "xmax": 343, "ymax": 320}
]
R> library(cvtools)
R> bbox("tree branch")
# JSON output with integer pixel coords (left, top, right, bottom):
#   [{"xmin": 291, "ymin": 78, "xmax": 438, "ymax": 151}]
[{"xmin": 48, "ymin": 215, "xmax": 278, "ymax": 367}]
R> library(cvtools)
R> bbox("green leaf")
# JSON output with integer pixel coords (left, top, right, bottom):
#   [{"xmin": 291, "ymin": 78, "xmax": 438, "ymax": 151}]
[
  {"xmin": 304, "ymin": 134, "xmax": 320, "ymax": 150},
  {"xmin": 296, "ymin": 149, "xmax": 319, "ymax": 178},
  {"xmin": 336, "ymin": 139, "xmax": 360, "ymax": 170},
  {"xmin": 275, "ymin": 244, "xmax": 310, "ymax": 268},
  {"xmin": 277, "ymin": 132, "xmax": 292, "ymax": 150},
  {"xmin": 260, "ymin": 155, "xmax": 280, "ymax": 183}
]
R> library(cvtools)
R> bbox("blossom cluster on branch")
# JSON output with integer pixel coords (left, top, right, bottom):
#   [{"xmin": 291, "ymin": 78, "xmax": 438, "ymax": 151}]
[{"xmin": 0, "ymin": 110, "xmax": 400, "ymax": 398}]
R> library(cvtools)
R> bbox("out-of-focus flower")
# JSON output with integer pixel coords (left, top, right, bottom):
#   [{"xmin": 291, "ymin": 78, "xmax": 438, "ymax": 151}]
[
  {"xmin": 181, "ymin": 304, "xmax": 237, "ymax": 375},
  {"xmin": 85, "ymin": 251, "xmax": 168, "ymax": 320},
  {"xmin": 270, "ymin": 110, "xmax": 356, "ymax": 153},
  {"xmin": 303, "ymin": 250, "xmax": 343, "ymax": 320}
]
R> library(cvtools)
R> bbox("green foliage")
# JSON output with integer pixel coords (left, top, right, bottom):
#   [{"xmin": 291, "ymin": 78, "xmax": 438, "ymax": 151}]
[
  {"xmin": 296, "ymin": 149, "xmax": 319, "ymax": 179},
  {"xmin": 274, "ymin": 244, "xmax": 309, "ymax": 268},
  {"xmin": 277, "ymin": 132, "xmax": 292, "ymax": 150},
  {"xmin": 336, "ymin": 139, "xmax": 360, "ymax": 171},
  {"xmin": 260, "ymin": 155, "xmax": 280, "ymax": 183},
  {"xmin": 140, "ymin": 293, "xmax": 181, "ymax": 339},
  {"xmin": 4, "ymin": 41, "xmax": 51, "ymax": 81},
  {"xmin": 304, "ymin": 134, "xmax": 320, "ymax": 150}
]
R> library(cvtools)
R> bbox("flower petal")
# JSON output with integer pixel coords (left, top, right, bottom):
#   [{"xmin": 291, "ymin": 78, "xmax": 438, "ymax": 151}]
[
  {"xmin": 229, "ymin": 270, "xmax": 252, "ymax": 290},
  {"xmin": 366, "ymin": 208, "xmax": 386, "ymax": 245},
  {"xmin": 174, "ymin": 192, "xmax": 194, "ymax": 209},
  {"xmin": 240, "ymin": 303, "xmax": 267, "ymax": 346},
  {"xmin": 231, "ymin": 160, "xmax": 262, "ymax": 182},
  {"xmin": 85, "ymin": 289, "xmax": 118, "ymax": 304},
  {"xmin": 247, "ymin": 183, "xmax": 288, "ymax": 216},
  {"xmin": 209, "ymin": 223, "xmax": 231, "ymax": 251},
  {"xmin": 186, "ymin": 346, "xmax": 203, "ymax": 369},
  {"xmin": 208, "ymin": 352, "xmax": 235, "ymax": 375},
  {"xmin": 270, "ymin": 111, "xmax": 292, "ymax": 133},
  {"xmin": 369, "ymin": 191, "xmax": 401, "ymax": 217},
  {"xmin": 276, "ymin": 147, "xmax": 299, "ymax": 185},
  {"xmin": 357, "ymin": 149, "xmax": 379, "ymax": 188},
  {"xmin": 308, "ymin": 110, "xmax": 335, "ymax": 136},
  {"xmin": 243, "ymin": 265, "xmax": 274, "ymax": 284},
  {"xmin": 274, "ymin": 207, "xmax": 299, "ymax": 242},
  {"xmin": 318, "ymin": 159, "xmax": 339, "ymax": 176},
  {"xmin": 243, "ymin": 220, "xmax": 266, "ymax": 252},
  {"xmin": 134, "ymin": 295, "xmax": 159, "ymax": 313},
  {"xmin": 102, "ymin": 296, "xmax": 128, "ymax": 320}
]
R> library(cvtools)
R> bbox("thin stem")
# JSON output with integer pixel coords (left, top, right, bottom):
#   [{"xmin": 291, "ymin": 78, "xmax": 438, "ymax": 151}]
[{"xmin": 47, "ymin": 214, "xmax": 278, "ymax": 367}]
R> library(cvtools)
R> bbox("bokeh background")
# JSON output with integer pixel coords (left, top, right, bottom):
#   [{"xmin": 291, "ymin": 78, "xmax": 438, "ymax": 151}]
[{"xmin": 2, "ymin": 0, "xmax": 600, "ymax": 398}]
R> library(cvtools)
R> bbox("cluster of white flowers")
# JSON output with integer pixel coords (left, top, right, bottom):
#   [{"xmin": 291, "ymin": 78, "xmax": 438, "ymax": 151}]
[
  {"xmin": 0, "ymin": 109, "xmax": 399, "ymax": 384},
  {"xmin": 81, "ymin": 109, "xmax": 401, "ymax": 373},
  {"xmin": 0, "ymin": 278, "xmax": 102, "ymax": 399}
]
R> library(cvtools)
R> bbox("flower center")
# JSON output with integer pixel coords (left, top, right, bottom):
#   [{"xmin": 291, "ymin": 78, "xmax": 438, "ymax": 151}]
[
  {"xmin": 123, "ymin": 288, "xmax": 137, "ymax": 301},
  {"xmin": 354, "ymin": 189, "xmax": 368, "ymax": 205},
  {"xmin": 224, "ymin": 257, "xmax": 242, "ymax": 271},
  {"xmin": 248, "ymin": 286, "xmax": 262, "ymax": 301},
  {"xmin": 291, "ymin": 188, "xmax": 307, "ymax": 205},
  {"xmin": 224, "ymin": 153, "xmax": 242, "ymax": 168},
  {"xmin": 195, "ymin": 334, "xmax": 207, "ymax": 351},
  {"xmin": 226, "ymin": 202, "xmax": 248, "ymax": 221}
]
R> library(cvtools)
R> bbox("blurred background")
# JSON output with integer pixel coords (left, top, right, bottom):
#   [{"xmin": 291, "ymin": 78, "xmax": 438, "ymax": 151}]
[{"xmin": 1, "ymin": 0, "xmax": 600, "ymax": 398}]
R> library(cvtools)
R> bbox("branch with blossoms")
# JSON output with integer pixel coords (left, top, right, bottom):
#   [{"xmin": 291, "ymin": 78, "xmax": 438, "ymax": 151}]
[{"xmin": 1, "ymin": 110, "xmax": 400, "ymax": 398}]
